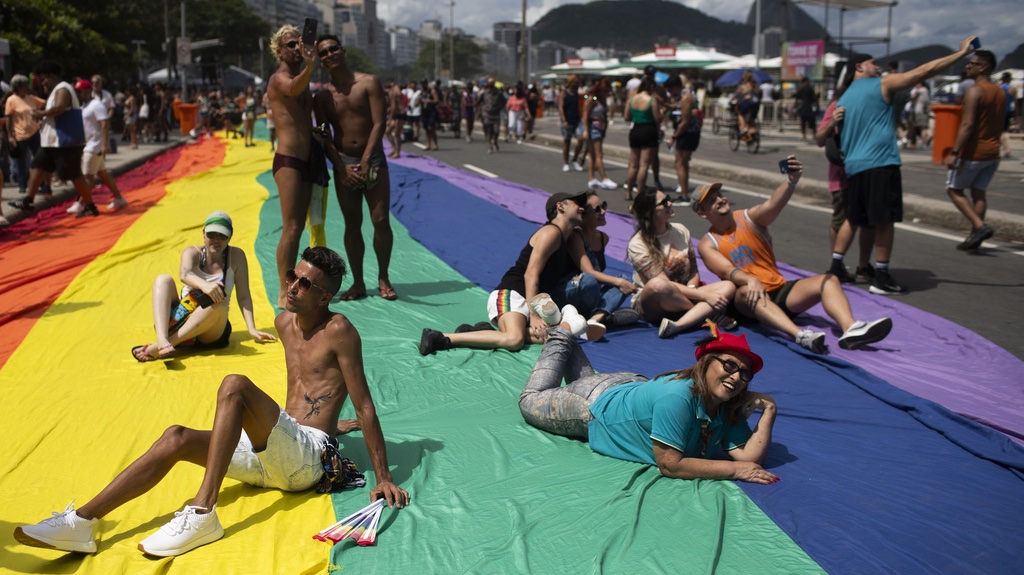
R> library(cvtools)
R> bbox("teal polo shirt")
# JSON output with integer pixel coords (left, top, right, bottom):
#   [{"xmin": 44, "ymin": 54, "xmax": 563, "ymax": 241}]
[{"xmin": 587, "ymin": 375, "xmax": 752, "ymax": 466}]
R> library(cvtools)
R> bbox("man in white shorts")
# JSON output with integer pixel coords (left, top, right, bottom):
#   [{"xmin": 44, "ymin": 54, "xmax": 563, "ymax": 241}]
[
  {"xmin": 15, "ymin": 247, "xmax": 409, "ymax": 558},
  {"xmin": 69, "ymin": 79, "xmax": 127, "ymax": 213}
]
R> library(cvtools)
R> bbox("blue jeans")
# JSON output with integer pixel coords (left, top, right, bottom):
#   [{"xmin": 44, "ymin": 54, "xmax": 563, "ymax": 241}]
[
  {"xmin": 551, "ymin": 272, "xmax": 627, "ymax": 318},
  {"xmin": 518, "ymin": 327, "xmax": 646, "ymax": 439},
  {"xmin": 11, "ymin": 133, "xmax": 40, "ymax": 192}
]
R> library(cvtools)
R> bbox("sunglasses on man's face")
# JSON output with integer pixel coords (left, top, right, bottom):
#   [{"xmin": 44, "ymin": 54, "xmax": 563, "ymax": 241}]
[
  {"xmin": 284, "ymin": 40, "xmax": 300, "ymax": 49},
  {"xmin": 318, "ymin": 45, "xmax": 342, "ymax": 58},
  {"xmin": 285, "ymin": 268, "xmax": 328, "ymax": 294}
]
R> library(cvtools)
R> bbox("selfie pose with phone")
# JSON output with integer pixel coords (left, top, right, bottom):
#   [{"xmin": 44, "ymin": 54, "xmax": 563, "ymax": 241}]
[{"xmin": 131, "ymin": 211, "xmax": 277, "ymax": 362}]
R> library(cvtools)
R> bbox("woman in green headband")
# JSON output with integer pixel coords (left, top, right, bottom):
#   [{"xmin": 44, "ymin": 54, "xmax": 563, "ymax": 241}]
[{"xmin": 132, "ymin": 210, "xmax": 276, "ymax": 361}]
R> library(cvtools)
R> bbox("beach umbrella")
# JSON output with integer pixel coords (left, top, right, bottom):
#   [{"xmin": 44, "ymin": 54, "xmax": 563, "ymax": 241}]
[{"xmin": 714, "ymin": 68, "xmax": 773, "ymax": 88}]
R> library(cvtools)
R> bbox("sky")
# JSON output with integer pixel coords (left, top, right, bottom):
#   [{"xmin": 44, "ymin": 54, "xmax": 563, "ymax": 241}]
[{"xmin": 378, "ymin": 0, "xmax": 1020, "ymax": 63}]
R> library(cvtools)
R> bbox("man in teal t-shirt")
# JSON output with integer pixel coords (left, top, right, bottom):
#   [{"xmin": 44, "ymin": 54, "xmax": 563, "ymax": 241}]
[{"xmin": 836, "ymin": 38, "xmax": 975, "ymax": 297}]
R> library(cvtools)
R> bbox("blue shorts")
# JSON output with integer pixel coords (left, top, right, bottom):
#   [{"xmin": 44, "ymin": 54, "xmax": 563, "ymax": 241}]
[
  {"xmin": 946, "ymin": 159, "xmax": 999, "ymax": 192},
  {"xmin": 561, "ymin": 121, "xmax": 584, "ymax": 140}
]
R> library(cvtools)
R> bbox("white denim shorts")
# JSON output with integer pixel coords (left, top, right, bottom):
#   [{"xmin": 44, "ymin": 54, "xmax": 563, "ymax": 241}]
[
  {"xmin": 225, "ymin": 409, "xmax": 330, "ymax": 491},
  {"xmin": 486, "ymin": 288, "xmax": 529, "ymax": 325}
]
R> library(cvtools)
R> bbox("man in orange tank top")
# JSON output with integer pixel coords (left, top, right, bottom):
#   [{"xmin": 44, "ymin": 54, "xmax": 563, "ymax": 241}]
[
  {"xmin": 694, "ymin": 158, "xmax": 892, "ymax": 353},
  {"xmin": 944, "ymin": 50, "xmax": 1005, "ymax": 251}
]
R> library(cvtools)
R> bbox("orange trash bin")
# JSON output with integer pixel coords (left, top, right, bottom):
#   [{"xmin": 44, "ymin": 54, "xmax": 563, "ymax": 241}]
[
  {"xmin": 930, "ymin": 104, "xmax": 962, "ymax": 164},
  {"xmin": 178, "ymin": 103, "xmax": 199, "ymax": 135}
]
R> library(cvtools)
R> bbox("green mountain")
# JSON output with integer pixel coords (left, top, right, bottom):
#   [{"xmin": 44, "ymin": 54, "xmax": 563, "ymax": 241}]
[{"xmin": 531, "ymin": 0, "xmax": 755, "ymax": 55}]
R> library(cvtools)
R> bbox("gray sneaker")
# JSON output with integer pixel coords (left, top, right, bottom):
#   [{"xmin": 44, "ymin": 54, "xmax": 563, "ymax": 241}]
[
  {"xmin": 14, "ymin": 501, "xmax": 98, "ymax": 554},
  {"xmin": 795, "ymin": 329, "xmax": 827, "ymax": 354},
  {"xmin": 838, "ymin": 318, "xmax": 893, "ymax": 350}
]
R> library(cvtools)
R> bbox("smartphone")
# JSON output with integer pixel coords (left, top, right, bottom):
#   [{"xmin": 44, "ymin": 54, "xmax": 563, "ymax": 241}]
[
  {"xmin": 302, "ymin": 18, "xmax": 318, "ymax": 47},
  {"xmin": 969, "ymin": 37, "xmax": 981, "ymax": 50},
  {"xmin": 194, "ymin": 291, "xmax": 215, "ymax": 308},
  {"xmin": 778, "ymin": 159, "xmax": 792, "ymax": 174}
]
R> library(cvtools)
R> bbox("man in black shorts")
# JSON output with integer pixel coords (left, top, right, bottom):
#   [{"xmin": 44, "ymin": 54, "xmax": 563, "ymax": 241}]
[{"xmin": 7, "ymin": 60, "xmax": 99, "ymax": 217}]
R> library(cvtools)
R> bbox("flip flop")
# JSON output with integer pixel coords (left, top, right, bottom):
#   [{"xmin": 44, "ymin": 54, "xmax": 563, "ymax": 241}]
[
  {"xmin": 338, "ymin": 287, "xmax": 368, "ymax": 301},
  {"xmin": 131, "ymin": 345, "xmax": 158, "ymax": 362},
  {"xmin": 379, "ymin": 284, "xmax": 398, "ymax": 301}
]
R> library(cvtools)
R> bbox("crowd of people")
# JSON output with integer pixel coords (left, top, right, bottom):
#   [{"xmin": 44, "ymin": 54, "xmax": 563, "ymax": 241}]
[{"xmin": 7, "ymin": 25, "xmax": 1009, "ymax": 563}]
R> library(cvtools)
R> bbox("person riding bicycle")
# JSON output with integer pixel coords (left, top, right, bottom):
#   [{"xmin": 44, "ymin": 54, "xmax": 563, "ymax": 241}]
[{"xmin": 730, "ymin": 71, "xmax": 760, "ymax": 138}]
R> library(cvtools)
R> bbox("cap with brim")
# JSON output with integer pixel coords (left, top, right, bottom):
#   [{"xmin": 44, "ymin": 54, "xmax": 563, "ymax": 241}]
[
  {"xmin": 840, "ymin": 54, "xmax": 873, "ymax": 89},
  {"xmin": 546, "ymin": 191, "xmax": 589, "ymax": 221},
  {"xmin": 74, "ymin": 79, "xmax": 92, "ymax": 91},
  {"xmin": 696, "ymin": 331, "xmax": 764, "ymax": 374},
  {"xmin": 691, "ymin": 182, "xmax": 723, "ymax": 212},
  {"xmin": 203, "ymin": 210, "xmax": 233, "ymax": 238}
]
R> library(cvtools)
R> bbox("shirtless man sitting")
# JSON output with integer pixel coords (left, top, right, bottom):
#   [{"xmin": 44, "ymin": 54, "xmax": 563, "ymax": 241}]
[
  {"xmin": 267, "ymin": 24, "xmax": 316, "ymax": 309},
  {"xmin": 15, "ymin": 247, "xmax": 409, "ymax": 558},
  {"xmin": 313, "ymin": 34, "xmax": 397, "ymax": 301}
]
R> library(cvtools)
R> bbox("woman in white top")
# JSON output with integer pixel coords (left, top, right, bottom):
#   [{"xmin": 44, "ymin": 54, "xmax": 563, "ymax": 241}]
[
  {"xmin": 627, "ymin": 188, "xmax": 737, "ymax": 338},
  {"xmin": 132, "ymin": 211, "xmax": 276, "ymax": 361}
]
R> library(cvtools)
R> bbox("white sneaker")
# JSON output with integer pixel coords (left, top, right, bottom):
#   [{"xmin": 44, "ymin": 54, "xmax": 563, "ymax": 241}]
[
  {"xmin": 581, "ymin": 320, "xmax": 607, "ymax": 341},
  {"xmin": 138, "ymin": 505, "xmax": 224, "ymax": 557},
  {"xmin": 795, "ymin": 329, "xmax": 827, "ymax": 354},
  {"xmin": 107, "ymin": 197, "xmax": 128, "ymax": 211},
  {"xmin": 528, "ymin": 293, "xmax": 562, "ymax": 325},
  {"xmin": 674, "ymin": 185, "xmax": 683, "ymax": 193},
  {"xmin": 571, "ymin": 161, "xmax": 584, "ymax": 172},
  {"xmin": 600, "ymin": 178, "xmax": 618, "ymax": 190},
  {"xmin": 838, "ymin": 318, "xmax": 893, "ymax": 350},
  {"xmin": 14, "ymin": 501, "xmax": 98, "ymax": 554},
  {"xmin": 587, "ymin": 179, "xmax": 601, "ymax": 189},
  {"xmin": 66, "ymin": 200, "xmax": 82, "ymax": 214},
  {"xmin": 658, "ymin": 318, "xmax": 681, "ymax": 339},
  {"xmin": 559, "ymin": 305, "xmax": 588, "ymax": 337},
  {"xmin": 562, "ymin": 164, "xmax": 570, "ymax": 172}
]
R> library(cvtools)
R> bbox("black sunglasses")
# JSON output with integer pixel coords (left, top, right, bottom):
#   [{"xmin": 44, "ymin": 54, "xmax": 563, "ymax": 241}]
[
  {"xmin": 285, "ymin": 268, "xmax": 328, "ymax": 294},
  {"xmin": 591, "ymin": 201, "xmax": 608, "ymax": 213},
  {"xmin": 318, "ymin": 45, "xmax": 341, "ymax": 58},
  {"xmin": 284, "ymin": 40, "xmax": 300, "ymax": 49},
  {"xmin": 712, "ymin": 356, "xmax": 753, "ymax": 384},
  {"xmin": 658, "ymin": 197, "xmax": 673, "ymax": 209}
]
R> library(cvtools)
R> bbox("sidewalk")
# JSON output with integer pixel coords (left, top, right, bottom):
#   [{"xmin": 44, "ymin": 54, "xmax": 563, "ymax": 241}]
[
  {"xmin": 531, "ymin": 115, "xmax": 1024, "ymax": 243},
  {"xmin": 1, "ymin": 134, "xmax": 187, "ymax": 228}
]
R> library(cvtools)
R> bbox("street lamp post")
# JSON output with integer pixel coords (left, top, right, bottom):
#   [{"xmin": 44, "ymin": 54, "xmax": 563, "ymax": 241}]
[
  {"xmin": 132, "ymin": 40, "xmax": 146, "ymax": 82},
  {"xmin": 449, "ymin": 1, "xmax": 455, "ymax": 83},
  {"xmin": 520, "ymin": 0, "xmax": 528, "ymax": 84}
]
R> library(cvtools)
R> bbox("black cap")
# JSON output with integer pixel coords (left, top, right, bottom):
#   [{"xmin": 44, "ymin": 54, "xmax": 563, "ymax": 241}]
[
  {"xmin": 546, "ymin": 192, "xmax": 589, "ymax": 221},
  {"xmin": 643, "ymin": 65, "xmax": 656, "ymax": 76}
]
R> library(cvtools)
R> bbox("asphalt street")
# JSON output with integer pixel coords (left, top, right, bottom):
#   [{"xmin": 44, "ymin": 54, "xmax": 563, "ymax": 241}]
[{"xmin": 403, "ymin": 117, "xmax": 1024, "ymax": 360}]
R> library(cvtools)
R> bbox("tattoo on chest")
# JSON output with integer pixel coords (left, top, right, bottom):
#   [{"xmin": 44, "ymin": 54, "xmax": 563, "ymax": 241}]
[{"xmin": 304, "ymin": 391, "xmax": 332, "ymax": 419}]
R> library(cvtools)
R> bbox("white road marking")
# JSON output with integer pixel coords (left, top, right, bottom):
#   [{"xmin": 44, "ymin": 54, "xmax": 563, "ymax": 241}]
[
  {"xmin": 413, "ymin": 142, "xmax": 428, "ymax": 150},
  {"xmin": 464, "ymin": 164, "xmax": 499, "ymax": 178}
]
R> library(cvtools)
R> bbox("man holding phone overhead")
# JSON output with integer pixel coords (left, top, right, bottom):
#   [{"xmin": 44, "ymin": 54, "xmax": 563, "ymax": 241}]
[
  {"xmin": 267, "ymin": 23, "xmax": 317, "ymax": 309},
  {"xmin": 837, "ymin": 37, "xmax": 977, "ymax": 296}
]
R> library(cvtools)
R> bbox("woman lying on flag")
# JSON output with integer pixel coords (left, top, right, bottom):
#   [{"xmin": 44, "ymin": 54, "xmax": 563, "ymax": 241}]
[{"xmin": 518, "ymin": 316, "xmax": 780, "ymax": 484}]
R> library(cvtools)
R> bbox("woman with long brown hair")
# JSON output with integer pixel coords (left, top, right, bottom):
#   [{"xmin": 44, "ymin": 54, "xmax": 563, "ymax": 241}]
[
  {"xmin": 518, "ymin": 320, "xmax": 779, "ymax": 484},
  {"xmin": 627, "ymin": 187, "xmax": 737, "ymax": 338}
]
